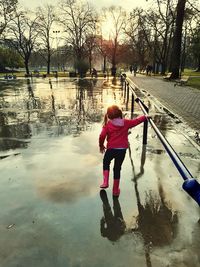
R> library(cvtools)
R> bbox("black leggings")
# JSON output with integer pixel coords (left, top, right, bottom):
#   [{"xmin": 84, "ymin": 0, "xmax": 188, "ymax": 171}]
[{"xmin": 103, "ymin": 149, "xmax": 126, "ymax": 179}]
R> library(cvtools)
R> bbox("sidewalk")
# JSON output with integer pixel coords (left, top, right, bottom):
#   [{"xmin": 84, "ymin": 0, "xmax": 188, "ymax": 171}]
[{"xmin": 127, "ymin": 73, "xmax": 200, "ymax": 133}]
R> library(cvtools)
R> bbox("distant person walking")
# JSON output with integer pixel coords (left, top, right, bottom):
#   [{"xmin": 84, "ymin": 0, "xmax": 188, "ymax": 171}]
[
  {"xmin": 99, "ymin": 105, "xmax": 148, "ymax": 196},
  {"xmin": 133, "ymin": 65, "xmax": 137, "ymax": 76},
  {"xmin": 129, "ymin": 65, "xmax": 133, "ymax": 74},
  {"xmin": 91, "ymin": 68, "xmax": 97, "ymax": 78},
  {"xmin": 146, "ymin": 65, "xmax": 153, "ymax": 76}
]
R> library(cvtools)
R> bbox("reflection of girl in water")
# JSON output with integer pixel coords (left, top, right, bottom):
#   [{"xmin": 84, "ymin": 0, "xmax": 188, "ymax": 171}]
[
  {"xmin": 100, "ymin": 190, "xmax": 126, "ymax": 242},
  {"xmin": 99, "ymin": 105, "xmax": 148, "ymax": 196}
]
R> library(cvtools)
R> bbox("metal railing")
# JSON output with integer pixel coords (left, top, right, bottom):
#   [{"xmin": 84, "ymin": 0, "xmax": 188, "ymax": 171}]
[{"xmin": 121, "ymin": 74, "xmax": 200, "ymax": 206}]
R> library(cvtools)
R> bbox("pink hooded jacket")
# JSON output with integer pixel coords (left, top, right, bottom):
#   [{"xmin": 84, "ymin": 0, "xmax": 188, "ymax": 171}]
[{"xmin": 99, "ymin": 115, "xmax": 147, "ymax": 149}]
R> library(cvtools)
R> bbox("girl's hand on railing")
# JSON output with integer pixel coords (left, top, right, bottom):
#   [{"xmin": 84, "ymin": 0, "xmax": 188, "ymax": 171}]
[{"xmin": 146, "ymin": 115, "xmax": 152, "ymax": 120}]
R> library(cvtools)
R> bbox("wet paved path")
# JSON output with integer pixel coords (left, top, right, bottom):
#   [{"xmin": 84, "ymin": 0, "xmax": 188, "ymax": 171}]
[
  {"xmin": 0, "ymin": 78, "xmax": 200, "ymax": 267},
  {"xmin": 127, "ymin": 74, "xmax": 200, "ymax": 132}
]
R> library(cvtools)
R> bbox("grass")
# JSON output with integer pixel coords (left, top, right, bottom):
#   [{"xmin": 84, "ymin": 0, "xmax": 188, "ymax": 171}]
[
  {"xmin": 0, "ymin": 71, "xmax": 106, "ymax": 78},
  {"xmin": 1, "ymin": 69, "xmax": 200, "ymax": 89},
  {"xmin": 161, "ymin": 69, "xmax": 200, "ymax": 90},
  {"xmin": 139, "ymin": 69, "xmax": 200, "ymax": 90},
  {"xmin": 187, "ymin": 77, "xmax": 200, "ymax": 90},
  {"xmin": 182, "ymin": 69, "xmax": 200, "ymax": 77},
  {"xmin": 0, "ymin": 71, "xmax": 68, "ymax": 78},
  {"xmin": 181, "ymin": 69, "xmax": 200, "ymax": 90}
]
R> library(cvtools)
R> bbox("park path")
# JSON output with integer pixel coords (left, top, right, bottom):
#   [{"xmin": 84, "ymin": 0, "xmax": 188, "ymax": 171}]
[{"xmin": 128, "ymin": 73, "xmax": 200, "ymax": 132}]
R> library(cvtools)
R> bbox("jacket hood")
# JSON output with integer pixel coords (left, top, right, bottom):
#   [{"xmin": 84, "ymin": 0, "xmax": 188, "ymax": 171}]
[{"xmin": 110, "ymin": 118, "xmax": 124, "ymax": 127}]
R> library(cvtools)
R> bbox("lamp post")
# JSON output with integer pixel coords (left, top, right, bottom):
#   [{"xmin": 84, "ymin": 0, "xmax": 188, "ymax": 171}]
[{"xmin": 53, "ymin": 30, "xmax": 60, "ymax": 71}]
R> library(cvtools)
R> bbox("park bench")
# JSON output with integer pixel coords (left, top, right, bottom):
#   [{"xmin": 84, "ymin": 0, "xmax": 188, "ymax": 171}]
[
  {"xmin": 174, "ymin": 75, "xmax": 190, "ymax": 87},
  {"xmin": 4, "ymin": 74, "xmax": 16, "ymax": 80},
  {"xmin": 163, "ymin": 72, "xmax": 172, "ymax": 81}
]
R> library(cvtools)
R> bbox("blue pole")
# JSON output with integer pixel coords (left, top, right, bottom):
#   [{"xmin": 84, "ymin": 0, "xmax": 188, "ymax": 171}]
[{"xmin": 135, "ymin": 97, "xmax": 200, "ymax": 206}]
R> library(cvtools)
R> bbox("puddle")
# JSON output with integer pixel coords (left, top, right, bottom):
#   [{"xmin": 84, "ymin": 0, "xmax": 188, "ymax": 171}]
[{"xmin": 0, "ymin": 77, "xmax": 200, "ymax": 267}]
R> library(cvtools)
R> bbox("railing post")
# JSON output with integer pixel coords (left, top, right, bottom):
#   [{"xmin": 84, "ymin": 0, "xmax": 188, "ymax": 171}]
[
  {"xmin": 120, "ymin": 74, "xmax": 123, "ymax": 85},
  {"xmin": 143, "ymin": 105, "xmax": 149, "ymax": 145},
  {"xmin": 121, "ymin": 74, "xmax": 125, "ymax": 87},
  {"xmin": 124, "ymin": 80, "xmax": 127, "ymax": 100},
  {"xmin": 126, "ymin": 82, "xmax": 130, "ymax": 110},
  {"xmin": 127, "ymin": 82, "xmax": 129, "ymax": 102},
  {"xmin": 131, "ymin": 94, "xmax": 134, "ymax": 118}
]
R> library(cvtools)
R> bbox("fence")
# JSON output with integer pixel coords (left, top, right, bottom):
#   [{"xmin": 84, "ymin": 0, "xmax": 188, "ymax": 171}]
[{"xmin": 121, "ymin": 74, "xmax": 200, "ymax": 206}]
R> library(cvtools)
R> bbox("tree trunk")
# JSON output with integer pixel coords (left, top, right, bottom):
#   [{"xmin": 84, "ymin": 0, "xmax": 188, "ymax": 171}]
[
  {"xmin": 89, "ymin": 53, "xmax": 92, "ymax": 74},
  {"xmin": 196, "ymin": 56, "xmax": 200, "ymax": 72},
  {"xmin": 156, "ymin": 62, "xmax": 160, "ymax": 74},
  {"xmin": 170, "ymin": 0, "xmax": 186, "ymax": 79},
  {"xmin": 24, "ymin": 59, "xmax": 30, "ymax": 75},
  {"xmin": 111, "ymin": 39, "xmax": 117, "ymax": 76},
  {"xmin": 47, "ymin": 53, "xmax": 51, "ymax": 74},
  {"xmin": 161, "ymin": 61, "xmax": 166, "ymax": 75},
  {"xmin": 103, "ymin": 55, "xmax": 106, "ymax": 73},
  {"xmin": 181, "ymin": 27, "xmax": 187, "ymax": 72}
]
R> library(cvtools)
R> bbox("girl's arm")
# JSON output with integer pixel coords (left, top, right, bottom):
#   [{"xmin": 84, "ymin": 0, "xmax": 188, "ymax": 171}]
[
  {"xmin": 99, "ymin": 126, "xmax": 107, "ymax": 153},
  {"xmin": 126, "ymin": 115, "xmax": 147, "ymax": 128}
]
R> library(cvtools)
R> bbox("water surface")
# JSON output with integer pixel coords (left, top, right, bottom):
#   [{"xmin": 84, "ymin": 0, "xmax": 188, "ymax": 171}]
[{"xmin": 0, "ymin": 77, "xmax": 200, "ymax": 267}]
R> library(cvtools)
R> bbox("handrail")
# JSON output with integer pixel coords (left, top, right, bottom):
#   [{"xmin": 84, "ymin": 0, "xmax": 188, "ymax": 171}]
[
  {"xmin": 135, "ymin": 97, "xmax": 193, "ymax": 181},
  {"xmin": 122, "ymin": 75, "xmax": 200, "ymax": 206}
]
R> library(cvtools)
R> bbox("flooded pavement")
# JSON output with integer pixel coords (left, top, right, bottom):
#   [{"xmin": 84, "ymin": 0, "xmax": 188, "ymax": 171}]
[{"xmin": 0, "ymin": 77, "xmax": 200, "ymax": 267}]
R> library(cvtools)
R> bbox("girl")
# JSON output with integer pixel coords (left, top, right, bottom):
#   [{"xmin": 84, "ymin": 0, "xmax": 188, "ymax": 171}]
[{"xmin": 99, "ymin": 105, "xmax": 148, "ymax": 196}]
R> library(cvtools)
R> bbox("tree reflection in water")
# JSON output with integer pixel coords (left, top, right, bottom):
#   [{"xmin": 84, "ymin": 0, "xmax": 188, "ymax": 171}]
[
  {"xmin": 0, "ymin": 79, "xmax": 37, "ymax": 153},
  {"xmin": 72, "ymin": 79, "xmax": 102, "ymax": 136},
  {"xmin": 26, "ymin": 78, "xmax": 38, "ymax": 110},
  {"xmin": 128, "ymin": 142, "xmax": 178, "ymax": 267},
  {"xmin": 0, "ymin": 78, "xmax": 103, "ymax": 152},
  {"xmin": 100, "ymin": 189, "xmax": 126, "ymax": 242}
]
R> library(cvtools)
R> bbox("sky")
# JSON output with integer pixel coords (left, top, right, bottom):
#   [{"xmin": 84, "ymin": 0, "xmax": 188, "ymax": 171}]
[
  {"xmin": 19, "ymin": 0, "xmax": 150, "ymax": 40},
  {"xmin": 19, "ymin": 0, "xmax": 149, "ymax": 11}
]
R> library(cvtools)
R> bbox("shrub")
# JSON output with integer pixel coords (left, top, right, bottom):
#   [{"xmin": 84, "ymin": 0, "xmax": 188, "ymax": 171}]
[{"xmin": 75, "ymin": 59, "xmax": 89, "ymax": 78}]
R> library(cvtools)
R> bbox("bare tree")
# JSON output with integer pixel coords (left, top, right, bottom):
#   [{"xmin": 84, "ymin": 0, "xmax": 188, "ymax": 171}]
[
  {"xmin": 102, "ymin": 6, "xmax": 126, "ymax": 76},
  {"xmin": 124, "ymin": 8, "xmax": 150, "ymax": 70},
  {"xmin": 125, "ymin": 0, "xmax": 176, "ymax": 74},
  {"xmin": 36, "ymin": 5, "xmax": 57, "ymax": 74},
  {"xmin": 180, "ymin": 6, "xmax": 195, "ymax": 71},
  {"xmin": 85, "ymin": 34, "xmax": 97, "ymax": 74},
  {"xmin": 187, "ymin": 0, "xmax": 200, "ymax": 13},
  {"xmin": 59, "ymin": 0, "xmax": 97, "ymax": 69},
  {"xmin": 189, "ymin": 22, "xmax": 200, "ymax": 71},
  {"xmin": 0, "ymin": 0, "xmax": 18, "ymax": 36},
  {"xmin": 6, "ymin": 10, "xmax": 39, "ymax": 75},
  {"xmin": 97, "ymin": 37, "xmax": 110, "ymax": 73},
  {"xmin": 147, "ymin": 0, "xmax": 176, "ymax": 74},
  {"xmin": 180, "ymin": 0, "xmax": 200, "ymax": 71}
]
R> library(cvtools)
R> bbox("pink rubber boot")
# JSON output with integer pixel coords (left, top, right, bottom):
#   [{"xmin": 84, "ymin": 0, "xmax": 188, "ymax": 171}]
[
  {"xmin": 113, "ymin": 179, "xmax": 120, "ymax": 196},
  {"xmin": 100, "ymin": 170, "xmax": 109, "ymax": 188}
]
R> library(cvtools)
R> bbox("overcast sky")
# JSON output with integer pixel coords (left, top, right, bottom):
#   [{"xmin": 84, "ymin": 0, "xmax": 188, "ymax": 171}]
[{"xmin": 19, "ymin": 0, "xmax": 149, "ymax": 11}]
